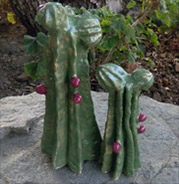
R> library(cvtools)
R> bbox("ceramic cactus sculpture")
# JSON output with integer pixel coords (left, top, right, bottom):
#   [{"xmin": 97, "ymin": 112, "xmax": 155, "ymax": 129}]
[
  {"xmin": 97, "ymin": 63, "xmax": 154, "ymax": 180},
  {"xmin": 35, "ymin": 2, "xmax": 102, "ymax": 173}
]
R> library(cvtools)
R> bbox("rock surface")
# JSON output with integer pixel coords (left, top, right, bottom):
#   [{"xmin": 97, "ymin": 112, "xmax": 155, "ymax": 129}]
[
  {"xmin": 0, "ymin": 92, "xmax": 178, "ymax": 184},
  {"xmin": 0, "ymin": 94, "xmax": 45, "ymax": 139}
]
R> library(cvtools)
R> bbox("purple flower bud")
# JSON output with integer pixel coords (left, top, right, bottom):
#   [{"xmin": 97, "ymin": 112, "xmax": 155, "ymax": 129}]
[
  {"xmin": 139, "ymin": 114, "xmax": 147, "ymax": 122},
  {"xmin": 73, "ymin": 93, "xmax": 82, "ymax": 104},
  {"xmin": 113, "ymin": 141, "xmax": 121, "ymax": 153},
  {"xmin": 138, "ymin": 125, "xmax": 146, "ymax": 134},
  {"xmin": 36, "ymin": 85, "xmax": 47, "ymax": 95},
  {"xmin": 71, "ymin": 77, "xmax": 81, "ymax": 88}
]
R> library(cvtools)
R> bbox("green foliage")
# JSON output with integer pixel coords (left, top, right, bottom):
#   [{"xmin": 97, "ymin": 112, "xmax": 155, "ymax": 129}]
[
  {"xmin": 24, "ymin": 32, "xmax": 48, "ymax": 56},
  {"xmin": 155, "ymin": 0, "xmax": 179, "ymax": 33},
  {"xmin": 24, "ymin": 58, "xmax": 46, "ymax": 80},
  {"xmin": 24, "ymin": 32, "xmax": 48, "ymax": 79},
  {"xmin": 90, "ymin": 7, "xmax": 159, "ymax": 65},
  {"xmin": 145, "ymin": 28, "xmax": 159, "ymax": 46},
  {"xmin": 127, "ymin": 1, "xmax": 137, "ymax": 9},
  {"xmin": 24, "ymin": 1, "xmax": 179, "ymax": 79},
  {"xmin": 90, "ymin": 0, "xmax": 178, "ymax": 65}
]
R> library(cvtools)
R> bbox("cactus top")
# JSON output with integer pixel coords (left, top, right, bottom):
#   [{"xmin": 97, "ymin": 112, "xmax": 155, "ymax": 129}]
[
  {"xmin": 97, "ymin": 63, "xmax": 154, "ymax": 92},
  {"xmin": 36, "ymin": 2, "xmax": 102, "ymax": 47}
]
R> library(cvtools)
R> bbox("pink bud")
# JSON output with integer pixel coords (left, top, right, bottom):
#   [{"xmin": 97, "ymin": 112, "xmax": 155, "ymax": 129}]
[
  {"xmin": 113, "ymin": 141, "xmax": 121, "ymax": 153},
  {"xmin": 71, "ymin": 77, "xmax": 81, "ymax": 88},
  {"xmin": 35, "ymin": 85, "xmax": 47, "ymax": 95},
  {"xmin": 138, "ymin": 125, "xmax": 146, "ymax": 134},
  {"xmin": 73, "ymin": 93, "xmax": 82, "ymax": 104},
  {"xmin": 139, "ymin": 114, "xmax": 147, "ymax": 122}
]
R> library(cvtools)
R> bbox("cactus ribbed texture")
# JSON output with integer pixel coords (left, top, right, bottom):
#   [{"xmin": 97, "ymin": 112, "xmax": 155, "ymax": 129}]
[
  {"xmin": 97, "ymin": 63, "xmax": 154, "ymax": 180},
  {"xmin": 36, "ymin": 2, "xmax": 102, "ymax": 173}
]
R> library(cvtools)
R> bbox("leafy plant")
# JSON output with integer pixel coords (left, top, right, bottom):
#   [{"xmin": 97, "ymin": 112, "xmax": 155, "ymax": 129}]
[
  {"xmin": 24, "ymin": 0, "xmax": 179, "ymax": 79},
  {"xmin": 24, "ymin": 32, "xmax": 48, "ymax": 79},
  {"xmin": 90, "ymin": 6, "xmax": 159, "ymax": 65},
  {"xmin": 155, "ymin": 0, "xmax": 179, "ymax": 33}
]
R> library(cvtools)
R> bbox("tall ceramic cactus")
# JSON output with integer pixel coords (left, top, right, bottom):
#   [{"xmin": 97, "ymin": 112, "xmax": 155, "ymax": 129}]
[
  {"xmin": 35, "ymin": 2, "xmax": 102, "ymax": 173},
  {"xmin": 97, "ymin": 63, "xmax": 154, "ymax": 180}
]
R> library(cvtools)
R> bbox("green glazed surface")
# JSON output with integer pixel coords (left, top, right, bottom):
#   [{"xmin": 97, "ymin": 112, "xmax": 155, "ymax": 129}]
[
  {"xmin": 97, "ymin": 63, "xmax": 154, "ymax": 180},
  {"xmin": 35, "ymin": 2, "xmax": 154, "ymax": 180},
  {"xmin": 36, "ymin": 2, "xmax": 102, "ymax": 173}
]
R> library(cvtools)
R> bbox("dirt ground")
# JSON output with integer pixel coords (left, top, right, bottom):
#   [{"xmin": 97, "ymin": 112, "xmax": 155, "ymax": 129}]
[
  {"xmin": 0, "ymin": 22, "xmax": 179, "ymax": 105},
  {"xmin": 0, "ymin": 23, "xmax": 42, "ymax": 98},
  {"xmin": 141, "ymin": 31, "xmax": 179, "ymax": 105}
]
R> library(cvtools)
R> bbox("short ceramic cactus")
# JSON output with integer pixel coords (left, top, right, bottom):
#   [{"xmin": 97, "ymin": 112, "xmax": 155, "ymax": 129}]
[
  {"xmin": 97, "ymin": 63, "xmax": 154, "ymax": 180},
  {"xmin": 35, "ymin": 2, "xmax": 102, "ymax": 173}
]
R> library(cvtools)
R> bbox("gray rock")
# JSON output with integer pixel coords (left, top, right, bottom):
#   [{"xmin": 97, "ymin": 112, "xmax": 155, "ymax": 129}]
[
  {"xmin": 0, "ymin": 92, "xmax": 178, "ymax": 184},
  {"xmin": 0, "ymin": 93, "xmax": 45, "ymax": 139}
]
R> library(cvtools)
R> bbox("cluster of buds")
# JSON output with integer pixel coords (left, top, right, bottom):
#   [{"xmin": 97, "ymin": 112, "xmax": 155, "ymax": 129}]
[
  {"xmin": 138, "ymin": 114, "xmax": 147, "ymax": 134},
  {"xmin": 71, "ymin": 77, "xmax": 82, "ymax": 104},
  {"xmin": 113, "ymin": 113, "xmax": 147, "ymax": 154},
  {"xmin": 35, "ymin": 76, "xmax": 82, "ymax": 104},
  {"xmin": 35, "ymin": 83, "xmax": 147, "ymax": 155}
]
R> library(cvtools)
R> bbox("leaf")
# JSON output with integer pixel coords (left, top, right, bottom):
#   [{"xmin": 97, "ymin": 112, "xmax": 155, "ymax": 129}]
[
  {"xmin": 138, "ymin": 44, "xmax": 146, "ymax": 57},
  {"xmin": 102, "ymin": 36, "xmax": 119, "ymax": 50},
  {"xmin": 146, "ymin": 28, "xmax": 159, "ymax": 46},
  {"xmin": 101, "ymin": 19, "xmax": 111, "ymax": 27},
  {"xmin": 100, "ymin": 19, "xmax": 111, "ymax": 33},
  {"xmin": 120, "ymin": 46, "xmax": 128, "ymax": 51},
  {"xmin": 100, "ymin": 6, "xmax": 114, "ymax": 17},
  {"xmin": 148, "ymin": 58, "xmax": 156, "ymax": 67},
  {"xmin": 169, "ymin": 4, "xmax": 178, "ymax": 14},
  {"xmin": 128, "ymin": 50, "xmax": 137, "ymax": 64},
  {"xmin": 124, "ymin": 25, "xmax": 136, "ymax": 42},
  {"xmin": 113, "ymin": 51, "xmax": 125, "ymax": 63},
  {"xmin": 24, "ymin": 32, "xmax": 48, "ymax": 56},
  {"xmin": 24, "ymin": 35, "xmax": 35, "ymax": 45},
  {"xmin": 7, "ymin": 13, "xmax": 16, "ymax": 24},
  {"xmin": 155, "ymin": 10, "xmax": 164, "ymax": 20},
  {"xmin": 155, "ymin": 10, "xmax": 171, "ymax": 27},
  {"xmin": 135, "ymin": 24, "xmax": 145, "ymax": 35},
  {"xmin": 36, "ymin": 32, "xmax": 48, "ymax": 47},
  {"xmin": 111, "ymin": 16, "xmax": 126, "ymax": 32},
  {"xmin": 24, "ymin": 58, "xmax": 46, "ymax": 80},
  {"xmin": 127, "ymin": 1, "xmax": 137, "ymax": 9}
]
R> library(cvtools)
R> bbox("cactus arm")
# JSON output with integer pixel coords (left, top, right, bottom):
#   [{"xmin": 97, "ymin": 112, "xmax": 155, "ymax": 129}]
[
  {"xmin": 113, "ymin": 90, "xmax": 125, "ymax": 180},
  {"xmin": 37, "ymin": 3, "xmax": 70, "ymax": 167},
  {"xmin": 66, "ymin": 30, "xmax": 83, "ymax": 173},
  {"xmin": 67, "ymin": 42, "xmax": 101, "ymax": 173},
  {"xmin": 41, "ymin": 45, "xmax": 57, "ymax": 156},
  {"xmin": 52, "ymin": 32, "xmax": 70, "ymax": 168},
  {"xmin": 122, "ymin": 86, "xmax": 135, "ymax": 177},
  {"xmin": 132, "ymin": 69, "xmax": 154, "ymax": 92},
  {"xmin": 101, "ymin": 92, "xmax": 116, "ymax": 173},
  {"xmin": 131, "ymin": 91, "xmax": 141, "ymax": 170},
  {"xmin": 67, "ymin": 97, "xmax": 83, "ymax": 173},
  {"xmin": 66, "ymin": 15, "xmax": 103, "ymax": 172},
  {"xmin": 97, "ymin": 64, "xmax": 127, "ymax": 92}
]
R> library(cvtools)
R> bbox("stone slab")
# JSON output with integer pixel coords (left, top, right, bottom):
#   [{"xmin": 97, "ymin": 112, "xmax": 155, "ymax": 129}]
[{"xmin": 0, "ymin": 92, "xmax": 178, "ymax": 184}]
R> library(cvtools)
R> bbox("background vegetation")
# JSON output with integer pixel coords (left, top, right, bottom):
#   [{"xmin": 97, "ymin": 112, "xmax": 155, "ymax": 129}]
[{"xmin": 0, "ymin": 0, "xmax": 178, "ymax": 104}]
